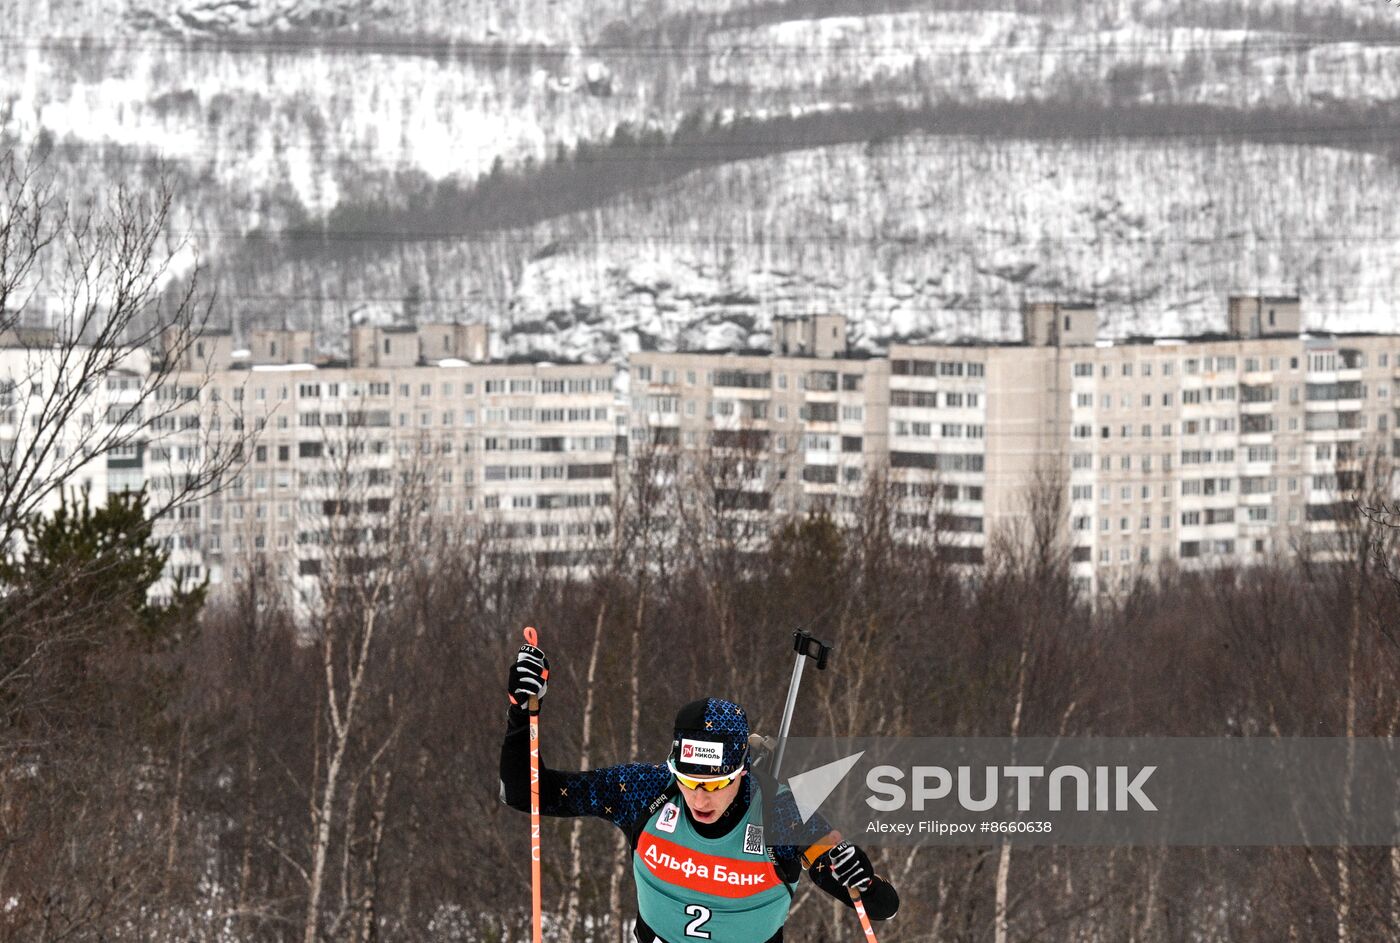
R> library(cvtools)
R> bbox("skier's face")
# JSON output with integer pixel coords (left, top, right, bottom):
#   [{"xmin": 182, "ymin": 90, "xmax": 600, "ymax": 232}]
[{"xmin": 679, "ymin": 770, "xmax": 744, "ymax": 824}]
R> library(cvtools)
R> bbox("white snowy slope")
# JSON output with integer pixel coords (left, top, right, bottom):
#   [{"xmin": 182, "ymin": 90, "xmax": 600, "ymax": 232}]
[
  {"xmin": 211, "ymin": 136, "xmax": 1400, "ymax": 363},
  {"xmin": 498, "ymin": 138, "xmax": 1400, "ymax": 357},
  {"xmin": 6, "ymin": 7, "xmax": 1399, "ymax": 217},
  {"xmin": 3, "ymin": 0, "xmax": 1400, "ymax": 357}
]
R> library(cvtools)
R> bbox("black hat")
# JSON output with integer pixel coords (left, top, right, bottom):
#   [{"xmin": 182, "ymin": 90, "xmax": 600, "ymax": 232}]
[{"xmin": 668, "ymin": 697, "xmax": 749, "ymax": 779}]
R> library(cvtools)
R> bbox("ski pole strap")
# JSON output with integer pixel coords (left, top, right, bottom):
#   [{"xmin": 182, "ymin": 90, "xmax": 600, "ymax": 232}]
[
  {"xmin": 850, "ymin": 888, "xmax": 880, "ymax": 942},
  {"xmin": 802, "ymin": 829, "xmax": 842, "ymax": 868}
]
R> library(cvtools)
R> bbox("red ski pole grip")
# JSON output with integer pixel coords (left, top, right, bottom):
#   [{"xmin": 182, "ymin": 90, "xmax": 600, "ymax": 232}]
[{"xmin": 523, "ymin": 625, "xmax": 538, "ymax": 647}]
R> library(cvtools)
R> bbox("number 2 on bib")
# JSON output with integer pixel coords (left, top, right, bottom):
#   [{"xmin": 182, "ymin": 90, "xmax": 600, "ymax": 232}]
[{"xmin": 683, "ymin": 904, "xmax": 712, "ymax": 938}]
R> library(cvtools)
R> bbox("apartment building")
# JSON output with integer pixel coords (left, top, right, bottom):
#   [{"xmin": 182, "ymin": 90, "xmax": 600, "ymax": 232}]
[
  {"xmin": 8, "ymin": 298, "xmax": 1397, "ymax": 601},
  {"xmin": 145, "ymin": 323, "xmax": 620, "ymax": 599},
  {"xmin": 1055, "ymin": 300, "xmax": 1399, "ymax": 592},
  {"xmin": 629, "ymin": 333, "xmax": 889, "ymax": 521},
  {"xmin": 630, "ymin": 300, "xmax": 1400, "ymax": 594},
  {"xmin": 0, "ymin": 327, "xmax": 151, "ymax": 531}
]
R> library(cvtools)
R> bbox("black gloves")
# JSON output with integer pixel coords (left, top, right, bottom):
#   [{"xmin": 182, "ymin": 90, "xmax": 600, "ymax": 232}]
[
  {"xmin": 810, "ymin": 840, "xmax": 899, "ymax": 919},
  {"xmin": 819, "ymin": 841, "xmax": 874, "ymax": 892},
  {"xmin": 508, "ymin": 644, "xmax": 549, "ymax": 710}
]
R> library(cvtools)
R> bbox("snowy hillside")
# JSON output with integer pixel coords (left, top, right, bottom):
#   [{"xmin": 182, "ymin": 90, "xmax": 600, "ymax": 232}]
[
  {"xmin": 202, "ymin": 135, "xmax": 1400, "ymax": 362},
  {"xmin": 3, "ymin": 0, "xmax": 1400, "ymax": 354},
  {"xmin": 7, "ymin": 8, "xmax": 1400, "ymax": 217}
]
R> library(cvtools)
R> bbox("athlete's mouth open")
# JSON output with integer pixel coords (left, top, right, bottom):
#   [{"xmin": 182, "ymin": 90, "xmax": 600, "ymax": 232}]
[{"xmin": 692, "ymin": 807, "xmax": 719, "ymax": 823}]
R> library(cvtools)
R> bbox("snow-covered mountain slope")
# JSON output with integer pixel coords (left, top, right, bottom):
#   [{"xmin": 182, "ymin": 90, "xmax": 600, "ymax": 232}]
[
  {"xmin": 4, "ymin": 0, "xmax": 1400, "ymax": 359},
  {"xmin": 6, "ymin": 6, "xmax": 1400, "ymax": 219},
  {"xmin": 204, "ymin": 135, "xmax": 1400, "ymax": 361},
  {"xmin": 9, "ymin": 0, "xmax": 755, "ymax": 42}
]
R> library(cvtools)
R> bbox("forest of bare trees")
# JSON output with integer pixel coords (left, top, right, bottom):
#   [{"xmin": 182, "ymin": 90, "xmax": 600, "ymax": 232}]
[{"xmin": 4, "ymin": 435, "xmax": 1400, "ymax": 941}]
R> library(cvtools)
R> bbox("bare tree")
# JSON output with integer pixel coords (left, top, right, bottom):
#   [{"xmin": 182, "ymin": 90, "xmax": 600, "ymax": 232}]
[
  {"xmin": 0, "ymin": 148, "xmax": 228, "ymax": 549},
  {"xmin": 296, "ymin": 426, "xmax": 436, "ymax": 942}
]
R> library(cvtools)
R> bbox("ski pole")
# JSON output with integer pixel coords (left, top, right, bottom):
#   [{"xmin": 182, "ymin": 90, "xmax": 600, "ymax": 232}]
[
  {"xmin": 772, "ymin": 630, "xmax": 832, "ymax": 780},
  {"xmin": 523, "ymin": 625, "xmax": 543, "ymax": 943},
  {"xmin": 849, "ymin": 887, "xmax": 880, "ymax": 942}
]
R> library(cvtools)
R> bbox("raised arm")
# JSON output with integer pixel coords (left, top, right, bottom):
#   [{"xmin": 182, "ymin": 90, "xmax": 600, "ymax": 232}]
[{"xmin": 498, "ymin": 642, "xmax": 672, "ymax": 826}]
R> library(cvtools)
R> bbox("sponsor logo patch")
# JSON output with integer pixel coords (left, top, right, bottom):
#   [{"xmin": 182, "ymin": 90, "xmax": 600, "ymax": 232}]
[
  {"xmin": 657, "ymin": 802, "xmax": 680, "ymax": 834},
  {"xmin": 636, "ymin": 832, "xmax": 780, "ymax": 898},
  {"xmin": 680, "ymin": 738, "xmax": 724, "ymax": 767},
  {"xmin": 744, "ymin": 824, "xmax": 764, "ymax": 855}
]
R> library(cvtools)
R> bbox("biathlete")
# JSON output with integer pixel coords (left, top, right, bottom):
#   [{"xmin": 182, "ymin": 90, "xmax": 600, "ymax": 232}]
[{"xmin": 499, "ymin": 642, "xmax": 899, "ymax": 942}]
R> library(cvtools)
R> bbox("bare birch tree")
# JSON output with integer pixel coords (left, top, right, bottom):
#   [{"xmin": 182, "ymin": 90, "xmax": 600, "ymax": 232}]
[{"xmin": 0, "ymin": 149, "xmax": 225, "ymax": 548}]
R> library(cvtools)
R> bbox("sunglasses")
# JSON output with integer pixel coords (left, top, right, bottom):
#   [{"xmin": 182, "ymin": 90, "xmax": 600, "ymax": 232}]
[
  {"xmin": 667, "ymin": 756, "xmax": 745, "ymax": 792},
  {"xmin": 675, "ymin": 770, "xmax": 742, "ymax": 792}
]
